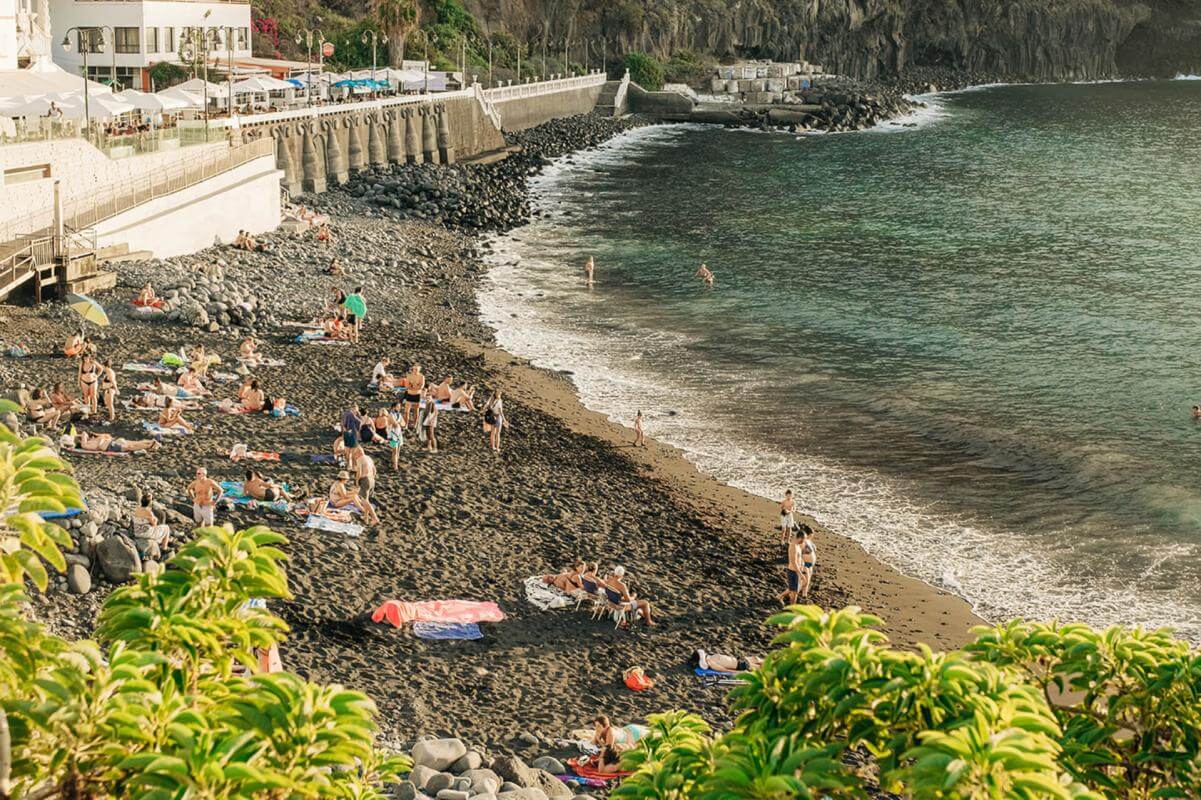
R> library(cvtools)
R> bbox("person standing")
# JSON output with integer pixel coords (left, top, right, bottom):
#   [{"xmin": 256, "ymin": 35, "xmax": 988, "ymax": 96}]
[
  {"xmin": 402, "ymin": 364, "xmax": 425, "ymax": 428},
  {"xmin": 99, "ymin": 359, "xmax": 118, "ymax": 423},
  {"xmin": 779, "ymin": 526, "xmax": 803, "ymax": 606},
  {"xmin": 187, "ymin": 467, "xmax": 222, "ymax": 527},
  {"xmin": 584, "ymin": 256, "xmax": 595, "ymax": 287},
  {"xmin": 423, "ymin": 396, "xmax": 440, "ymax": 453},
  {"xmin": 779, "ymin": 489, "xmax": 796, "ymax": 544},
  {"xmin": 351, "ymin": 446, "xmax": 382, "ymax": 524},
  {"xmin": 484, "ymin": 390, "xmax": 506, "ymax": 453},
  {"xmin": 798, "ymin": 526, "xmax": 817, "ymax": 599},
  {"xmin": 634, "ymin": 410, "xmax": 646, "ymax": 447}
]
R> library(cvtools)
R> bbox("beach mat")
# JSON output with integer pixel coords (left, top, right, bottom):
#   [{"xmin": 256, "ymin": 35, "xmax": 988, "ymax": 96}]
[
  {"xmin": 62, "ymin": 446, "xmax": 132, "ymax": 457},
  {"xmin": 218, "ymin": 481, "xmax": 292, "ymax": 514},
  {"xmin": 566, "ymin": 756, "xmax": 631, "ymax": 783},
  {"xmin": 412, "ymin": 622, "xmax": 483, "ymax": 641},
  {"xmin": 123, "ymin": 361, "xmax": 175, "ymax": 375},
  {"xmin": 371, "ymin": 599, "xmax": 506, "ymax": 628},
  {"xmin": 524, "ymin": 575, "xmax": 577, "ymax": 610},
  {"xmin": 305, "ymin": 515, "xmax": 364, "ymax": 536},
  {"xmin": 142, "ymin": 421, "xmax": 190, "ymax": 436},
  {"xmin": 695, "ymin": 667, "xmax": 741, "ymax": 684}
]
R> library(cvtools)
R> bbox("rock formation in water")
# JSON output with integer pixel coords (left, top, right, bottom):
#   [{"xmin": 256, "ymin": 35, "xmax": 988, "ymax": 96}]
[{"xmin": 460, "ymin": 0, "xmax": 1201, "ymax": 81}]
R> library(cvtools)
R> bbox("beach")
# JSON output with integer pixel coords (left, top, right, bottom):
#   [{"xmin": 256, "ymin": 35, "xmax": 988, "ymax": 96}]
[{"xmin": 1, "ymin": 115, "xmax": 981, "ymax": 755}]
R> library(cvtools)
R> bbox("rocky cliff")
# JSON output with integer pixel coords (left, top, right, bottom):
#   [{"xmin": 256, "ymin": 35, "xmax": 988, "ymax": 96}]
[{"xmin": 460, "ymin": 0, "xmax": 1201, "ymax": 81}]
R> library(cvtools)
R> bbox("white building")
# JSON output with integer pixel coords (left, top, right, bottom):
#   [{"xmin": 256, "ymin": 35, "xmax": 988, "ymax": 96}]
[{"xmin": 49, "ymin": 0, "xmax": 251, "ymax": 91}]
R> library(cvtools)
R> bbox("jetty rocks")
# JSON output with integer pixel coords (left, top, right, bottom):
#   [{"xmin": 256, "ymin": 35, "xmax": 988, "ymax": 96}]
[
  {"xmin": 333, "ymin": 114, "xmax": 651, "ymax": 234},
  {"xmin": 393, "ymin": 738, "xmax": 587, "ymax": 800}
]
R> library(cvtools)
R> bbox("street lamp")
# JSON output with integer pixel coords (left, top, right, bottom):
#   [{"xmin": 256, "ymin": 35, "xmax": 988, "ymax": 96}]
[
  {"xmin": 295, "ymin": 25, "xmax": 325, "ymax": 106},
  {"xmin": 211, "ymin": 25, "xmax": 235, "ymax": 116},
  {"xmin": 361, "ymin": 29, "xmax": 387, "ymax": 92},
  {"xmin": 181, "ymin": 20, "xmax": 211, "ymax": 140},
  {"xmin": 486, "ymin": 35, "xmax": 493, "ymax": 87},
  {"xmin": 61, "ymin": 28, "xmax": 97, "ymax": 139}
]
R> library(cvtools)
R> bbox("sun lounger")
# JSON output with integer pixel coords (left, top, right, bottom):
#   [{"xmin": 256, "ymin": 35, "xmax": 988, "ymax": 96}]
[
  {"xmin": 304, "ymin": 515, "xmax": 363, "ymax": 536},
  {"xmin": 412, "ymin": 622, "xmax": 483, "ymax": 641}
]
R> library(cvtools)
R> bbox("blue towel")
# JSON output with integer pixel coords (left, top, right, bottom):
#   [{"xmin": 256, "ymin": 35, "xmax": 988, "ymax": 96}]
[
  {"xmin": 412, "ymin": 622, "xmax": 483, "ymax": 641},
  {"xmin": 695, "ymin": 668, "xmax": 740, "ymax": 681},
  {"xmin": 38, "ymin": 505, "xmax": 87, "ymax": 520},
  {"xmin": 310, "ymin": 454, "xmax": 336, "ymax": 463}
]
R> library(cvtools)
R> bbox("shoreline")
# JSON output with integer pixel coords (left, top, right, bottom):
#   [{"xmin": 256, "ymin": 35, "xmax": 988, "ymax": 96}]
[{"xmin": 454, "ymin": 337, "xmax": 984, "ymax": 651}]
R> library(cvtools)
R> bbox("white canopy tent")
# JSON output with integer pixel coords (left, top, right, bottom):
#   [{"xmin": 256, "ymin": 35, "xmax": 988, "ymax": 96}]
[
  {"xmin": 156, "ymin": 88, "xmax": 205, "ymax": 109},
  {"xmin": 173, "ymin": 78, "xmax": 230, "ymax": 100},
  {"xmin": 116, "ymin": 89, "xmax": 191, "ymax": 113}
]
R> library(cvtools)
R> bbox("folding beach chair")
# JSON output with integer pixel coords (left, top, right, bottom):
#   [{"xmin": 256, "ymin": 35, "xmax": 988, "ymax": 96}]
[
  {"xmin": 602, "ymin": 587, "xmax": 630, "ymax": 629},
  {"xmin": 577, "ymin": 576, "xmax": 604, "ymax": 615}
]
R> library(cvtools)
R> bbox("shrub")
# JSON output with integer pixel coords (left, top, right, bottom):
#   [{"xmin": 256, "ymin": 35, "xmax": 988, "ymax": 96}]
[
  {"xmin": 0, "ymin": 418, "xmax": 409, "ymax": 799},
  {"xmin": 612, "ymin": 604, "xmax": 1201, "ymax": 799},
  {"xmin": 663, "ymin": 50, "xmax": 707, "ymax": 85},
  {"xmin": 148, "ymin": 60, "xmax": 189, "ymax": 91},
  {"xmin": 625, "ymin": 51, "xmax": 665, "ymax": 90}
]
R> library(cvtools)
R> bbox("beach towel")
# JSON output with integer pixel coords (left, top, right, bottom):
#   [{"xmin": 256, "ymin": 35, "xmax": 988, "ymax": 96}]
[
  {"xmin": 371, "ymin": 600, "xmax": 506, "ymax": 628},
  {"xmin": 695, "ymin": 667, "xmax": 741, "ymax": 684},
  {"xmin": 142, "ymin": 421, "xmax": 190, "ymax": 436},
  {"xmin": 524, "ymin": 576, "xmax": 578, "ymax": 610},
  {"xmin": 239, "ymin": 357, "xmax": 286, "ymax": 367},
  {"xmin": 412, "ymin": 622, "xmax": 483, "ymax": 641},
  {"xmin": 567, "ymin": 757, "xmax": 632, "ymax": 783},
  {"xmin": 296, "ymin": 336, "xmax": 351, "ymax": 346},
  {"xmin": 309, "ymin": 454, "xmax": 337, "ymax": 464},
  {"xmin": 131, "ymin": 298, "xmax": 165, "ymax": 309},
  {"xmin": 218, "ymin": 481, "xmax": 292, "ymax": 515},
  {"xmin": 268, "ymin": 404, "xmax": 301, "ymax": 418},
  {"xmin": 282, "ymin": 320, "xmax": 323, "ymax": 330},
  {"xmin": 305, "ymin": 515, "xmax": 363, "ymax": 536},
  {"xmin": 210, "ymin": 371, "xmax": 240, "ymax": 384},
  {"xmin": 123, "ymin": 361, "xmax": 175, "ymax": 375},
  {"xmin": 38, "ymin": 504, "xmax": 87, "ymax": 520},
  {"xmin": 229, "ymin": 445, "xmax": 280, "ymax": 462},
  {"xmin": 129, "ymin": 306, "xmax": 165, "ymax": 318}
]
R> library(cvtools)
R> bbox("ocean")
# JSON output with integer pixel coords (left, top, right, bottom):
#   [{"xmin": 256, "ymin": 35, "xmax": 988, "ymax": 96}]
[{"xmin": 478, "ymin": 80, "xmax": 1201, "ymax": 640}]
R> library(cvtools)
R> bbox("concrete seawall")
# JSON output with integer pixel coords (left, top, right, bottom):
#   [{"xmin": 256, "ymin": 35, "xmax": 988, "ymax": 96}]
[{"xmin": 490, "ymin": 83, "xmax": 606, "ymax": 131}]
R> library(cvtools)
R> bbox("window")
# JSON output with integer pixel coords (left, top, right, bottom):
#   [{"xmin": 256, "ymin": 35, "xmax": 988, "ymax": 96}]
[
  {"xmin": 163, "ymin": 27, "xmax": 174, "ymax": 53},
  {"xmin": 114, "ymin": 27, "xmax": 139, "ymax": 54},
  {"xmin": 76, "ymin": 29, "xmax": 101, "ymax": 54},
  {"xmin": 145, "ymin": 26, "xmax": 158, "ymax": 53},
  {"xmin": 237, "ymin": 27, "xmax": 248, "ymax": 50}
]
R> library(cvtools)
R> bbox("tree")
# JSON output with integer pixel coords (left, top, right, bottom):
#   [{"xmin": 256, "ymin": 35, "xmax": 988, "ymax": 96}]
[
  {"xmin": 624, "ymin": 51, "xmax": 664, "ymax": 90},
  {"xmin": 0, "ymin": 414, "xmax": 409, "ymax": 799},
  {"xmin": 374, "ymin": 0, "xmax": 419, "ymax": 67}
]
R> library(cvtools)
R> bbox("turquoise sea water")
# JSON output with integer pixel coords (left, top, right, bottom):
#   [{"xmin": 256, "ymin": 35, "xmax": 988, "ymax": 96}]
[{"xmin": 479, "ymin": 81, "xmax": 1201, "ymax": 638}]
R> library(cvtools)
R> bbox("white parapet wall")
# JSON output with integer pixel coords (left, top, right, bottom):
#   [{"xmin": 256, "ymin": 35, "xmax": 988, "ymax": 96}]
[{"xmin": 93, "ymin": 152, "xmax": 280, "ymax": 257}]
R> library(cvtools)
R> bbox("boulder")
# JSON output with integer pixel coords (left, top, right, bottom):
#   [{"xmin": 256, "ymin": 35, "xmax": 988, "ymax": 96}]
[
  {"xmin": 66, "ymin": 563, "xmax": 91, "ymax": 594},
  {"xmin": 530, "ymin": 758, "xmax": 564, "ymax": 776},
  {"xmin": 534, "ymin": 772, "xmax": 571, "ymax": 800},
  {"xmin": 434, "ymin": 792, "xmax": 468, "ymax": 800},
  {"xmin": 393, "ymin": 781, "xmax": 418, "ymax": 800},
  {"xmin": 96, "ymin": 535, "xmax": 141, "ymax": 582},
  {"xmin": 407, "ymin": 765, "xmax": 439, "ymax": 792},
  {"xmin": 424, "ymin": 773, "xmax": 453, "ymax": 794},
  {"xmin": 412, "ymin": 739, "xmax": 468, "ymax": 772},
  {"xmin": 490, "ymin": 757, "xmax": 536, "ymax": 789},
  {"xmin": 461, "ymin": 769, "xmax": 500, "ymax": 795},
  {"xmin": 450, "ymin": 751, "xmax": 484, "ymax": 773}
]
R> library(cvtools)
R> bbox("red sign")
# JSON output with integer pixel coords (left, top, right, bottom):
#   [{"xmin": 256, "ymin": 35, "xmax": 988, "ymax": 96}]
[{"xmin": 321, "ymin": 41, "xmax": 334, "ymax": 58}]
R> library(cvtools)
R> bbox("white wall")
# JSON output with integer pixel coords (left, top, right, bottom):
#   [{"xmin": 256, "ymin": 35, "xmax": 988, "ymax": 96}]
[
  {"xmin": 49, "ymin": 0, "xmax": 250, "ymax": 71},
  {"xmin": 93, "ymin": 153, "xmax": 279, "ymax": 256},
  {"xmin": 0, "ymin": 137, "xmax": 228, "ymax": 238}
]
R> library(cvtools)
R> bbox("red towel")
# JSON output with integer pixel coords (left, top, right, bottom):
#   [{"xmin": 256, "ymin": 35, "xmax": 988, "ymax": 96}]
[
  {"xmin": 567, "ymin": 757, "xmax": 632, "ymax": 782},
  {"xmin": 371, "ymin": 600, "xmax": 506, "ymax": 628}
]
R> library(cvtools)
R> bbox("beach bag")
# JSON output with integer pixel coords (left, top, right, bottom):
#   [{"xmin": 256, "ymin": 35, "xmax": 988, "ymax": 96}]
[{"xmin": 623, "ymin": 666, "xmax": 654, "ymax": 692}]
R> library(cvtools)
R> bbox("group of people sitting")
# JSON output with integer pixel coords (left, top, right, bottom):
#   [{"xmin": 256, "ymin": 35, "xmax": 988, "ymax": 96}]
[
  {"xmin": 233, "ymin": 230, "xmax": 273, "ymax": 253},
  {"xmin": 321, "ymin": 446, "xmax": 380, "ymax": 525},
  {"xmin": 542, "ymin": 562, "xmax": 656, "ymax": 628}
]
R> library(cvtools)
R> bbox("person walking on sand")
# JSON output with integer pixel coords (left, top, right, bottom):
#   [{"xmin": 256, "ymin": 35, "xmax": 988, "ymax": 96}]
[
  {"xmin": 695, "ymin": 263, "xmax": 714, "ymax": 288},
  {"xmin": 798, "ymin": 525, "xmax": 817, "ymax": 598},
  {"xmin": 483, "ymin": 390, "xmax": 506, "ymax": 453},
  {"xmin": 634, "ymin": 410, "xmax": 646, "ymax": 447},
  {"xmin": 584, "ymin": 256, "xmax": 595, "ymax": 288},
  {"xmin": 350, "ymin": 446, "xmax": 382, "ymax": 523},
  {"xmin": 423, "ymin": 396, "xmax": 440, "ymax": 453},
  {"xmin": 187, "ymin": 467, "xmax": 223, "ymax": 527},
  {"xmin": 779, "ymin": 526, "xmax": 803, "ymax": 606},
  {"xmin": 779, "ymin": 489, "xmax": 796, "ymax": 544}
]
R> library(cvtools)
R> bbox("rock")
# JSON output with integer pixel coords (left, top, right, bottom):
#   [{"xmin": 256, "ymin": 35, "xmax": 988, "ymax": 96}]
[
  {"xmin": 394, "ymin": 781, "xmax": 418, "ymax": 800},
  {"xmin": 534, "ymin": 772, "xmax": 571, "ymax": 800},
  {"xmin": 64, "ymin": 553, "xmax": 90, "ymax": 569},
  {"xmin": 490, "ymin": 757, "xmax": 536, "ymax": 789},
  {"xmin": 571, "ymin": 795, "xmax": 597, "ymax": 800},
  {"xmin": 66, "ymin": 563, "xmax": 91, "ymax": 594},
  {"xmin": 451, "ymin": 751, "xmax": 484, "ymax": 773},
  {"xmin": 499, "ymin": 783, "xmax": 522, "ymax": 793},
  {"xmin": 530, "ymin": 758, "xmax": 564, "ymax": 776},
  {"xmin": 461, "ymin": 769, "xmax": 500, "ymax": 795},
  {"xmin": 412, "ymin": 739, "xmax": 467, "ymax": 772},
  {"xmin": 96, "ymin": 535, "xmax": 141, "ymax": 582},
  {"xmin": 424, "ymin": 773, "xmax": 453, "ymax": 794},
  {"xmin": 434, "ymin": 792, "xmax": 468, "ymax": 800},
  {"xmin": 409, "ymin": 765, "xmax": 439, "ymax": 791}
]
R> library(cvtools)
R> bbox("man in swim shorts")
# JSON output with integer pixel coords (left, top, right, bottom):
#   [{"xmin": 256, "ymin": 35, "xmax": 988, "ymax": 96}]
[
  {"xmin": 401, "ymin": 364, "xmax": 425, "ymax": 428},
  {"xmin": 188, "ymin": 467, "xmax": 222, "ymax": 527}
]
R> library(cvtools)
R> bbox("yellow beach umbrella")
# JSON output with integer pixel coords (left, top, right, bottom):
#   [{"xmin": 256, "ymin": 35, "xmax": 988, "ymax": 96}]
[{"xmin": 66, "ymin": 293, "xmax": 110, "ymax": 328}]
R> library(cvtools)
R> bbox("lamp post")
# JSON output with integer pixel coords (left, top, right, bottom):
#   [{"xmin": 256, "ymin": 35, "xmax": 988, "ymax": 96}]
[
  {"xmin": 486, "ymin": 35, "xmax": 493, "ymax": 87},
  {"xmin": 61, "ymin": 28, "xmax": 94, "ymax": 140},
  {"xmin": 212, "ymin": 25, "xmax": 234, "ymax": 116},
  {"xmin": 541, "ymin": 21, "xmax": 548, "ymax": 80},
  {"xmin": 295, "ymin": 26, "xmax": 325, "ymax": 106},
  {"xmin": 361, "ymin": 29, "xmax": 387, "ymax": 93},
  {"xmin": 182, "ymin": 22, "xmax": 211, "ymax": 140}
]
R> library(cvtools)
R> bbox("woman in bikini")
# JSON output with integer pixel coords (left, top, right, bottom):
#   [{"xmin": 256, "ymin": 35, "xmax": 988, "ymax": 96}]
[
  {"xmin": 49, "ymin": 382, "xmax": 76, "ymax": 416},
  {"xmin": 382, "ymin": 401, "xmax": 405, "ymax": 470},
  {"xmin": 99, "ymin": 360, "xmax": 118, "ymax": 423},
  {"xmin": 178, "ymin": 368, "xmax": 208, "ymax": 397},
  {"xmin": 158, "ymin": 398, "xmax": 195, "ymax": 432},
  {"xmin": 483, "ymin": 390, "xmax": 506, "ymax": 453},
  {"xmin": 78, "ymin": 354, "xmax": 99, "ymax": 415},
  {"xmin": 798, "ymin": 526, "xmax": 817, "ymax": 598},
  {"xmin": 448, "ymin": 383, "xmax": 476, "ymax": 411},
  {"xmin": 135, "ymin": 283, "xmax": 158, "ymax": 306},
  {"xmin": 25, "ymin": 388, "xmax": 62, "ymax": 428},
  {"xmin": 238, "ymin": 337, "xmax": 260, "ymax": 365},
  {"xmin": 423, "ymin": 393, "xmax": 440, "ymax": 453}
]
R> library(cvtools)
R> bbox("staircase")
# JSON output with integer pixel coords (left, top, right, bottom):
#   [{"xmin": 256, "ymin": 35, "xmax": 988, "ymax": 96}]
[
  {"xmin": 593, "ymin": 71, "xmax": 631, "ymax": 118},
  {"xmin": 0, "ymin": 228, "xmax": 116, "ymax": 303}
]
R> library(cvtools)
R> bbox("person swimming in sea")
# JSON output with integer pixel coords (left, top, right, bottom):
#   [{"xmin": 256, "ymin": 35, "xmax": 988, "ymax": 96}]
[{"xmin": 695, "ymin": 263, "xmax": 714, "ymax": 288}]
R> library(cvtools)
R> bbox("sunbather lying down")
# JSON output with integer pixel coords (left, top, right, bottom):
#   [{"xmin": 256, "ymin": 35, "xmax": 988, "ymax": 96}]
[
  {"xmin": 131, "ymin": 391, "xmax": 202, "ymax": 410},
  {"xmin": 65, "ymin": 431, "xmax": 159, "ymax": 453},
  {"xmin": 690, "ymin": 649, "xmax": 764, "ymax": 674},
  {"xmin": 542, "ymin": 561, "xmax": 586, "ymax": 593}
]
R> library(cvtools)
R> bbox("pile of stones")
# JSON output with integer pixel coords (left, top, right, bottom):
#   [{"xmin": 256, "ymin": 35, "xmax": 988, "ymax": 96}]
[{"xmin": 393, "ymin": 738, "xmax": 595, "ymax": 800}]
